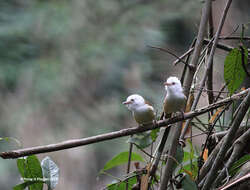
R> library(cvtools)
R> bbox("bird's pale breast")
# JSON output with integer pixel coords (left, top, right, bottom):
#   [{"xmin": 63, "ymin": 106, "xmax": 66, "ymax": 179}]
[
  {"xmin": 164, "ymin": 95, "xmax": 185, "ymax": 114},
  {"xmin": 133, "ymin": 106, "xmax": 155, "ymax": 125}
]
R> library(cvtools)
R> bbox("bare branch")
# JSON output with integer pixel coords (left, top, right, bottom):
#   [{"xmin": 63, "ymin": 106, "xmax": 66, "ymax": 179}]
[
  {"xmin": 173, "ymin": 47, "xmax": 194, "ymax": 65},
  {"xmin": 207, "ymin": 0, "xmax": 214, "ymax": 106},
  {"xmin": 0, "ymin": 89, "xmax": 248, "ymax": 159},
  {"xmin": 203, "ymin": 39, "xmax": 234, "ymax": 52},
  {"xmin": 126, "ymin": 142, "xmax": 133, "ymax": 190},
  {"xmin": 219, "ymin": 36, "xmax": 250, "ymax": 41},
  {"xmin": 147, "ymin": 45, "xmax": 194, "ymax": 69}
]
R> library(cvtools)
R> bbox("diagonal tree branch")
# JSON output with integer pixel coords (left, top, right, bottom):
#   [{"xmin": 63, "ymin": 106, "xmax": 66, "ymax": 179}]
[{"xmin": 0, "ymin": 89, "xmax": 248, "ymax": 159}]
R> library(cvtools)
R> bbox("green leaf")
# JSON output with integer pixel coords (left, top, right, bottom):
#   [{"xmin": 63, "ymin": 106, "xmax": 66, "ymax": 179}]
[
  {"xmin": 173, "ymin": 145, "xmax": 184, "ymax": 170},
  {"xmin": 150, "ymin": 128, "xmax": 160, "ymax": 142},
  {"xmin": 179, "ymin": 140, "xmax": 198, "ymax": 178},
  {"xmin": 127, "ymin": 132, "xmax": 153, "ymax": 149},
  {"xmin": 229, "ymin": 154, "xmax": 250, "ymax": 176},
  {"xmin": 27, "ymin": 156, "xmax": 43, "ymax": 190},
  {"xmin": 17, "ymin": 158, "xmax": 26, "ymax": 179},
  {"xmin": 106, "ymin": 176, "xmax": 137, "ymax": 190},
  {"xmin": 100, "ymin": 151, "xmax": 144, "ymax": 173},
  {"xmin": 181, "ymin": 174, "xmax": 198, "ymax": 190},
  {"xmin": 41, "ymin": 156, "xmax": 59, "ymax": 190},
  {"xmin": 13, "ymin": 181, "xmax": 38, "ymax": 190},
  {"xmin": 224, "ymin": 47, "xmax": 247, "ymax": 95},
  {"xmin": 16, "ymin": 155, "xmax": 43, "ymax": 190}
]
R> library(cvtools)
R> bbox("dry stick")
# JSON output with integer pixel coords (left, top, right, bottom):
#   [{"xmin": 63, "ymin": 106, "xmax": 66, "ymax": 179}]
[
  {"xmin": 174, "ymin": 47, "xmax": 194, "ymax": 65},
  {"xmin": 215, "ymin": 84, "xmax": 227, "ymax": 102},
  {"xmin": 194, "ymin": 116, "xmax": 208, "ymax": 130},
  {"xmin": 173, "ymin": 39, "xmax": 237, "ymax": 67},
  {"xmin": 149, "ymin": 127, "xmax": 171, "ymax": 179},
  {"xmin": 181, "ymin": 38, "xmax": 197, "ymax": 84},
  {"xmin": 207, "ymin": 0, "xmax": 214, "ymax": 107},
  {"xmin": 126, "ymin": 142, "xmax": 133, "ymax": 190},
  {"xmin": 198, "ymin": 136, "xmax": 224, "ymax": 188},
  {"xmin": 213, "ymin": 127, "xmax": 250, "ymax": 187},
  {"xmin": 218, "ymin": 173, "xmax": 250, "ymax": 190},
  {"xmin": 147, "ymin": 45, "xmax": 193, "ymax": 68},
  {"xmin": 133, "ymin": 143, "xmax": 163, "ymax": 161},
  {"xmin": 0, "ymin": 89, "xmax": 248, "ymax": 160},
  {"xmin": 193, "ymin": 87, "xmax": 228, "ymax": 94},
  {"xmin": 202, "ymin": 90, "xmax": 250, "ymax": 190},
  {"xmin": 191, "ymin": 121, "xmax": 207, "ymax": 133},
  {"xmin": 158, "ymin": 0, "xmax": 212, "ymax": 189},
  {"xmin": 203, "ymin": 39, "xmax": 234, "ymax": 52},
  {"xmin": 180, "ymin": 0, "xmax": 232, "ymax": 142},
  {"xmin": 184, "ymin": 131, "xmax": 209, "ymax": 139},
  {"xmin": 219, "ymin": 36, "xmax": 250, "ymax": 41}
]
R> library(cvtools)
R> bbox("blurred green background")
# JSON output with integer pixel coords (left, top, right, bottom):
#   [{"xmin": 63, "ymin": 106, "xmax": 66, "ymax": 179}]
[{"xmin": 0, "ymin": 0, "xmax": 249, "ymax": 189}]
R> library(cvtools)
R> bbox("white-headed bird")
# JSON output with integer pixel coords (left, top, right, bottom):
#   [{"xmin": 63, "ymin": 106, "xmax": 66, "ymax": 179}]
[
  {"xmin": 123, "ymin": 94, "xmax": 155, "ymax": 125},
  {"xmin": 164, "ymin": 76, "xmax": 186, "ymax": 117}
]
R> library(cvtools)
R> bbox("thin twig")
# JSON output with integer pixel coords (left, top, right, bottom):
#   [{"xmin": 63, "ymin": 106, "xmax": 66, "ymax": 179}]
[
  {"xmin": 215, "ymin": 84, "xmax": 227, "ymax": 102},
  {"xmin": 207, "ymin": 0, "xmax": 215, "ymax": 107},
  {"xmin": 149, "ymin": 127, "xmax": 171, "ymax": 178},
  {"xmin": 192, "ymin": 87, "xmax": 229, "ymax": 94},
  {"xmin": 184, "ymin": 131, "xmax": 209, "ymax": 139},
  {"xmin": 198, "ymin": 103, "xmax": 231, "ymax": 180},
  {"xmin": 219, "ymin": 36, "xmax": 250, "ymax": 41},
  {"xmin": 190, "ymin": 121, "xmax": 207, "ymax": 133},
  {"xmin": 181, "ymin": 38, "xmax": 197, "ymax": 83},
  {"xmin": 203, "ymin": 39, "xmax": 235, "ymax": 52},
  {"xmin": 126, "ymin": 142, "xmax": 133, "ymax": 190},
  {"xmin": 147, "ymin": 45, "xmax": 193, "ymax": 68},
  {"xmin": 194, "ymin": 117, "xmax": 209, "ymax": 130},
  {"xmin": 174, "ymin": 46, "xmax": 194, "ymax": 65},
  {"xmin": 133, "ymin": 143, "xmax": 164, "ymax": 161},
  {"xmin": 218, "ymin": 173, "xmax": 250, "ymax": 190}
]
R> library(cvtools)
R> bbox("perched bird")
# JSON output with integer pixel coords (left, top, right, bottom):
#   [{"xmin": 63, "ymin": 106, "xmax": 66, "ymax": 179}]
[
  {"xmin": 123, "ymin": 94, "xmax": 155, "ymax": 125},
  {"xmin": 164, "ymin": 76, "xmax": 186, "ymax": 117},
  {"xmin": 149, "ymin": 77, "xmax": 186, "ymax": 178}
]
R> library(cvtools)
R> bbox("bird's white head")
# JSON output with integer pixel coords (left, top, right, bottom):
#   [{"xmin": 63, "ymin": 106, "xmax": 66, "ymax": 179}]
[
  {"xmin": 123, "ymin": 94, "xmax": 145, "ymax": 111},
  {"xmin": 164, "ymin": 76, "xmax": 183, "ymax": 94}
]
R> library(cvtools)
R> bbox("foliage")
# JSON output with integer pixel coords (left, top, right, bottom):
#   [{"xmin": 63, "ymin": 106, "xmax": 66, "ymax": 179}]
[
  {"xmin": 100, "ymin": 151, "xmax": 144, "ymax": 173},
  {"xmin": 106, "ymin": 176, "xmax": 137, "ymax": 190},
  {"xmin": 224, "ymin": 46, "xmax": 248, "ymax": 95},
  {"xmin": 14, "ymin": 155, "xmax": 59, "ymax": 190},
  {"xmin": 229, "ymin": 154, "xmax": 250, "ymax": 176}
]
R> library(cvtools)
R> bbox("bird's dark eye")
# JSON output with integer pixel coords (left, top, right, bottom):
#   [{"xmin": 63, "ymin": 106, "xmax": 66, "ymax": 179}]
[
  {"xmin": 131, "ymin": 99, "xmax": 134, "ymax": 102},
  {"xmin": 172, "ymin": 82, "xmax": 175, "ymax": 85}
]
